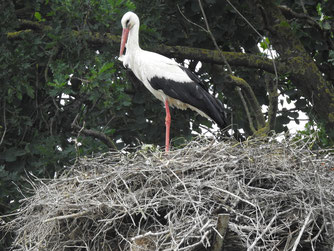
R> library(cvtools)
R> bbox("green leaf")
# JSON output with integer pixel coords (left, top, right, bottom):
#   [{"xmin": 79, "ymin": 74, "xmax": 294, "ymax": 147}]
[
  {"xmin": 3, "ymin": 148, "xmax": 26, "ymax": 162},
  {"xmin": 122, "ymin": 100, "xmax": 131, "ymax": 107},
  {"xmin": 16, "ymin": 91, "xmax": 22, "ymax": 100},
  {"xmin": 328, "ymin": 50, "xmax": 334, "ymax": 65},
  {"xmin": 0, "ymin": 165, "xmax": 9, "ymax": 178},
  {"xmin": 260, "ymin": 37, "xmax": 270, "ymax": 50},
  {"xmin": 322, "ymin": 22, "xmax": 331, "ymax": 30},
  {"xmin": 279, "ymin": 21, "xmax": 289, "ymax": 28},
  {"xmin": 288, "ymin": 111, "xmax": 299, "ymax": 119},
  {"xmin": 98, "ymin": 62, "xmax": 115, "ymax": 75},
  {"xmin": 295, "ymin": 98, "xmax": 308, "ymax": 108},
  {"xmin": 316, "ymin": 3, "xmax": 322, "ymax": 17},
  {"xmin": 26, "ymin": 85, "xmax": 35, "ymax": 98},
  {"xmin": 34, "ymin": 12, "xmax": 42, "ymax": 21}
]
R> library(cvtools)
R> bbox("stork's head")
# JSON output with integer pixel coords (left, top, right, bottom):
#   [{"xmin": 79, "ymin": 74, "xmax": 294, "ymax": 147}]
[{"xmin": 119, "ymin": 12, "xmax": 140, "ymax": 57}]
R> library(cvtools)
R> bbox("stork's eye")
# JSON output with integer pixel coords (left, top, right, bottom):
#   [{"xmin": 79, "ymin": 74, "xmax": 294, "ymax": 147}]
[{"xmin": 126, "ymin": 19, "xmax": 130, "ymax": 27}]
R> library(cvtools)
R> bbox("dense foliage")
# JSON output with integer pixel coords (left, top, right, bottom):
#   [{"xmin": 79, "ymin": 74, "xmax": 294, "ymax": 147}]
[{"xmin": 1, "ymin": 0, "xmax": 334, "ymax": 248}]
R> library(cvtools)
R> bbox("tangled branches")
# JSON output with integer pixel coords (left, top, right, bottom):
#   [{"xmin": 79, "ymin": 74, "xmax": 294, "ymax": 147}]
[{"xmin": 2, "ymin": 137, "xmax": 334, "ymax": 250}]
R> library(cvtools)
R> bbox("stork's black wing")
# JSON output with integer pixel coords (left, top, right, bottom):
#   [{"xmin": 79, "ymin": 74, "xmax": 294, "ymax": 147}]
[{"xmin": 149, "ymin": 66, "xmax": 227, "ymax": 128}]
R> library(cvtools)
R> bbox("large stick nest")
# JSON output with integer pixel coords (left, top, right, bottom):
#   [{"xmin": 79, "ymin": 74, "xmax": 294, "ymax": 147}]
[{"xmin": 3, "ymin": 137, "xmax": 334, "ymax": 250}]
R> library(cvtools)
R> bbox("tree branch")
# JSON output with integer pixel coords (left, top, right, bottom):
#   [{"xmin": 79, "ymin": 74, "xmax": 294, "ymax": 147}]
[
  {"xmin": 197, "ymin": 0, "xmax": 232, "ymax": 74},
  {"xmin": 0, "ymin": 100, "xmax": 7, "ymax": 146},
  {"xmin": 278, "ymin": 5, "xmax": 321, "ymax": 29},
  {"xmin": 265, "ymin": 75, "xmax": 278, "ymax": 131},
  {"xmin": 71, "ymin": 115, "xmax": 117, "ymax": 149},
  {"xmin": 236, "ymin": 87, "xmax": 256, "ymax": 133},
  {"xmin": 226, "ymin": 75, "xmax": 266, "ymax": 129},
  {"xmin": 212, "ymin": 214, "xmax": 230, "ymax": 251},
  {"xmin": 7, "ymin": 19, "xmax": 287, "ymax": 75}
]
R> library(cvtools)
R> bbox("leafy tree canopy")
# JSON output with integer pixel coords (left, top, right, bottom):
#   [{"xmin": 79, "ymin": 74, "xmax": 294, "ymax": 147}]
[{"xmin": 1, "ymin": 0, "xmax": 334, "ymax": 247}]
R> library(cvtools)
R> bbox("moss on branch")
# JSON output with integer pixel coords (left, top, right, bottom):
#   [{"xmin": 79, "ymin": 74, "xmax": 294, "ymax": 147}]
[
  {"xmin": 7, "ymin": 19, "xmax": 287, "ymax": 75},
  {"xmin": 227, "ymin": 75, "xmax": 266, "ymax": 130}
]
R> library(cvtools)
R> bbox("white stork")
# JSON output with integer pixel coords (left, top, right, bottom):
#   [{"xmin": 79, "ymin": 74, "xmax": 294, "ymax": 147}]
[{"xmin": 119, "ymin": 11, "xmax": 226, "ymax": 152}]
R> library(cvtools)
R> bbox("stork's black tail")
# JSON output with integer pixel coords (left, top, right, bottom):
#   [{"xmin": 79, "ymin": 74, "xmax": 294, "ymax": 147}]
[
  {"xmin": 179, "ymin": 66, "xmax": 227, "ymax": 129},
  {"xmin": 200, "ymin": 90, "xmax": 227, "ymax": 129}
]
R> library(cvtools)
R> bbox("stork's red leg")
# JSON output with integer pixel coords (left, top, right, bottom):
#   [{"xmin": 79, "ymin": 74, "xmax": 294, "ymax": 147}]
[{"xmin": 164, "ymin": 100, "xmax": 171, "ymax": 152}]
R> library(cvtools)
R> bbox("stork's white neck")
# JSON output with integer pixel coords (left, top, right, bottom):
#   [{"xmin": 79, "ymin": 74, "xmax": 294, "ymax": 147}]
[{"xmin": 126, "ymin": 23, "xmax": 141, "ymax": 53}]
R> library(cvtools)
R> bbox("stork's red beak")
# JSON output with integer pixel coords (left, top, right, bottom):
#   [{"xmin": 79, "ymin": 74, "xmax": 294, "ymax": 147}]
[{"xmin": 119, "ymin": 28, "xmax": 129, "ymax": 57}]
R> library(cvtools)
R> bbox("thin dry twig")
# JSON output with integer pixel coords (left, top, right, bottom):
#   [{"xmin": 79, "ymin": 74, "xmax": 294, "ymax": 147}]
[
  {"xmin": 236, "ymin": 87, "xmax": 256, "ymax": 133},
  {"xmin": 0, "ymin": 100, "xmax": 7, "ymax": 146},
  {"xmin": 291, "ymin": 210, "xmax": 313, "ymax": 251},
  {"xmin": 212, "ymin": 214, "xmax": 230, "ymax": 251},
  {"xmin": 43, "ymin": 210, "xmax": 90, "ymax": 223},
  {"xmin": 197, "ymin": 0, "xmax": 232, "ymax": 74},
  {"xmin": 71, "ymin": 114, "xmax": 117, "ymax": 150},
  {"xmin": 247, "ymin": 214, "xmax": 278, "ymax": 250}
]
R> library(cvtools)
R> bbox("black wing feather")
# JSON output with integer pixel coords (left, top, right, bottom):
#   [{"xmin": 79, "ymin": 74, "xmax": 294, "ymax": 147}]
[
  {"xmin": 149, "ymin": 67, "xmax": 226, "ymax": 128},
  {"xmin": 179, "ymin": 66, "xmax": 208, "ymax": 91}
]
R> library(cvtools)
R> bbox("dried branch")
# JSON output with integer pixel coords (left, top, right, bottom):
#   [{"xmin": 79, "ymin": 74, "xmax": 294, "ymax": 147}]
[
  {"xmin": 236, "ymin": 87, "xmax": 256, "ymax": 133},
  {"xmin": 71, "ymin": 114, "xmax": 117, "ymax": 149},
  {"xmin": 197, "ymin": 0, "xmax": 232, "ymax": 74},
  {"xmin": 212, "ymin": 214, "xmax": 230, "ymax": 251},
  {"xmin": 265, "ymin": 75, "xmax": 278, "ymax": 131},
  {"xmin": 0, "ymin": 100, "xmax": 7, "ymax": 146},
  {"xmin": 177, "ymin": 4, "xmax": 207, "ymax": 33},
  {"xmin": 226, "ymin": 75, "xmax": 266, "ymax": 129},
  {"xmin": 291, "ymin": 210, "xmax": 313, "ymax": 251},
  {"xmin": 247, "ymin": 214, "xmax": 277, "ymax": 250},
  {"xmin": 43, "ymin": 210, "xmax": 90, "ymax": 223}
]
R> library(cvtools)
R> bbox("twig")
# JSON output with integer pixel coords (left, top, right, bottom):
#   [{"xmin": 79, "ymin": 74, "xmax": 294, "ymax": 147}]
[
  {"xmin": 265, "ymin": 75, "xmax": 278, "ymax": 131},
  {"xmin": 300, "ymin": 0, "xmax": 308, "ymax": 14},
  {"xmin": 178, "ymin": 2, "xmax": 233, "ymax": 74},
  {"xmin": 291, "ymin": 210, "xmax": 313, "ymax": 251},
  {"xmin": 177, "ymin": 4, "xmax": 207, "ymax": 33},
  {"xmin": 212, "ymin": 214, "xmax": 230, "ymax": 251},
  {"xmin": 119, "ymin": 176, "xmax": 147, "ymax": 221},
  {"xmin": 0, "ymin": 100, "xmax": 7, "ymax": 146},
  {"xmin": 247, "ymin": 214, "xmax": 277, "ymax": 251},
  {"xmin": 197, "ymin": 0, "xmax": 232, "ymax": 74},
  {"xmin": 278, "ymin": 5, "xmax": 321, "ymax": 29},
  {"xmin": 43, "ymin": 210, "xmax": 90, "ymax": 223},
  {"xmin": 71, "ymin": 114, "xmax": 117, "ymax": 149},
  {"xmin": 206, "ymin": 185, "xmax": 256, "ymax": 208},
  {"xmin": 169, "ymin": 168, "xmax": 203, "ymax": 225},
  {"xmin": 131, "ymin": 229, "xmax": 170, "ymax": 241},
  {"xmin": 177, "ymin": 230, "xmax": 211, "ymax": 250},
  {"xmin": 236, "ymin": 87, "xmax": 256, "ymax": 133}
]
